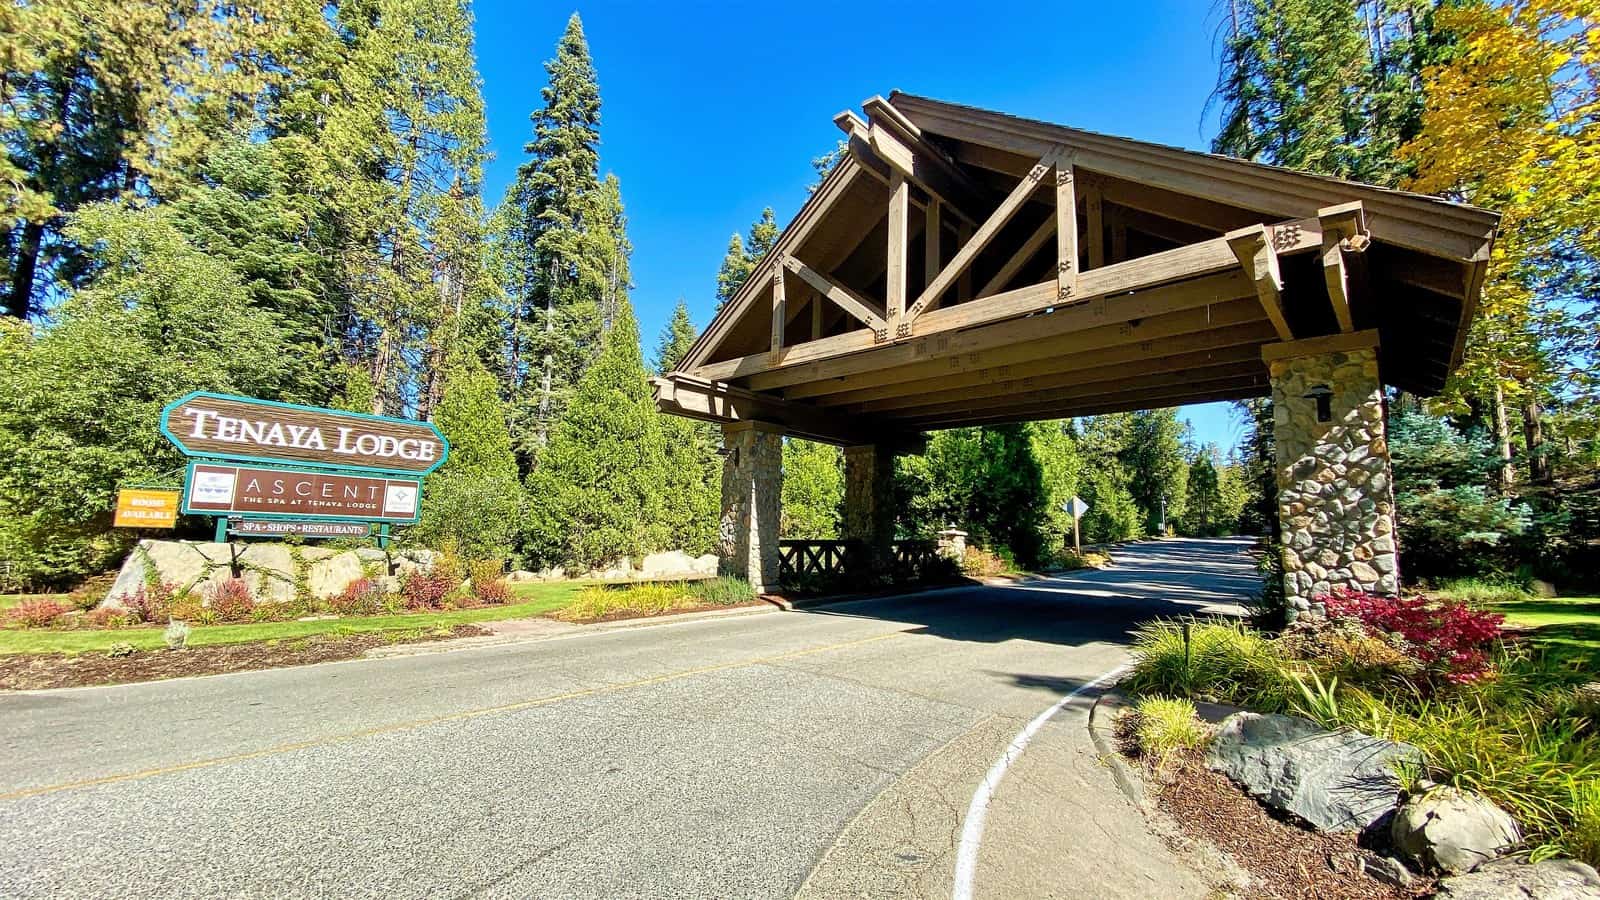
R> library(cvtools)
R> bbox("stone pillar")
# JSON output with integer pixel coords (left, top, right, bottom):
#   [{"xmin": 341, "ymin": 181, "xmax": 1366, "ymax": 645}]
[
  {"xmin": 842, "ymin": 443, "xmax": 897, "ymax": 577},
  {"xmin": 719, "ymin": 422, "xmax": 783, "ymax": 594},
  {"xmin": 1268, "ymin": 337, "xmax": 1399, "ymax": 619}
]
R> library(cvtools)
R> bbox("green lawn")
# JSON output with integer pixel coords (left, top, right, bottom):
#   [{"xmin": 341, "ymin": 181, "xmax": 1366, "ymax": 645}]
[
  {"xmin": 1490, "ymin": 596, "xmax": 1600, "ymax": 670},
  {"xmin": 0, "ymin": 582, "xmax": 580, "ymax": 655}
]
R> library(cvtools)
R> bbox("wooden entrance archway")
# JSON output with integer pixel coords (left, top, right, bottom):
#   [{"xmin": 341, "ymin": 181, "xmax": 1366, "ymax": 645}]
[{"xmin": 656, "ymin": 94, "xmax": 1497, "ymax": 606}]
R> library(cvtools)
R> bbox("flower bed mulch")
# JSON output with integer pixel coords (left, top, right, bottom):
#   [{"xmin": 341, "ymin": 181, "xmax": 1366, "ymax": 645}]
[
  {"xmin": 1153, "ymin": 757, "xmax": 1434, "ymax": 900},
  {"xmin": 0, "ymin": 624, "xmax": 491, "ymax": 691}
]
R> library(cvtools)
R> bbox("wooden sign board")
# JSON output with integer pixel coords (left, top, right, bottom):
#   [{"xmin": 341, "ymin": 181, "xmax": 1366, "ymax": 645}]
[
  {"xmin": 161, "ymin": 392, "xmax": 448, "ymax": 476},
  {"xmin": 230, "ymin": 519, "xmax": 372, "ymax": 538},
  {"xmin": 113, "ymin": 489, "xmax": 180, "ymax": 528},
  {"xmin": 182, "ymin": 462, "xmax": 422, "ymax": 524}
]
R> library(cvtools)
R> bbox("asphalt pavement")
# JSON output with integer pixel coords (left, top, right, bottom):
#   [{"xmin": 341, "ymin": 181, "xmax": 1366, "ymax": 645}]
[{"xmin": 0, "ymin": 537, "xmax": 1258, "ymax": 899}]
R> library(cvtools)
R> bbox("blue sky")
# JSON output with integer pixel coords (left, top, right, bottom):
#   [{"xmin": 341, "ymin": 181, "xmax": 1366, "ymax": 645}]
[{"xmin": 473, "ymin": 0, "xmax": 1250, "ymax": 453}]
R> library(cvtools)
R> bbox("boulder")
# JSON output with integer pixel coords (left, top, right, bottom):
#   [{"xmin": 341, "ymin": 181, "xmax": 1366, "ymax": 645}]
[
  {"xmin": 102, "ymin": 540, "xmax": 436, "ymax": 606},
  {"xmin": 1435, "ymin": 858, "xmax": 1600, "ymax": 899},
  {"xmin": 1359, "ymin": 854, "xmax": 1416, "ymax": 890},
  {"xmin": 1391, "ymin": 785, "xmax": 1521, "ymax": 874},
  {"xmin": 1206, "ymin": 712, "xmax": 1421, "ymax": 832},
  {"xmin": 637, "ymin": 551, "xmax": 719, "ymax": 580}
]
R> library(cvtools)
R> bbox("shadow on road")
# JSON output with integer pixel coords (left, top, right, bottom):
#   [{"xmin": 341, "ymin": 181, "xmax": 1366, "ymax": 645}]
[{"xmin": 792, "ymin": 537, "xmax": 1262, "ymax": 651}]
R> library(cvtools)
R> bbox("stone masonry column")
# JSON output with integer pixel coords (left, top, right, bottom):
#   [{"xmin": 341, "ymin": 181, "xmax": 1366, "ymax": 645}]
[
  {"xmin": 842, "ymin": 443, "xmax": 897, "ymax": 578},
  {"xmin": 1267, "ymin": 334, "xmax": 1399, "ymax": 619},
  {"xmin": 719, "ymin": 421, "xmax": 783, "ymax": 594}
]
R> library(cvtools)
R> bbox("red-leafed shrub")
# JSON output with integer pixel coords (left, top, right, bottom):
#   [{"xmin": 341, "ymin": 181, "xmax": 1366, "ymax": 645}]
[
  {"xmin": 205, "ymin": 578, "xmax": 257, "ymax": 623},
  {"xmin": 84, "ymin": 606, "xmax": 133, "ymax": 629},
  {"xmin": 330, "ymin": 577, "xmax": 388, "ymax": 617},
  {"xmin": 8, "ymin": 598, "xmax": 68, "ymax": 628},
  {"xmin": 400, "ymin": 569, "xmax": 456, "ymax": 611},
  {"xmin": 1320, "ymin": 588, "xmax": 1504, "ymax": 684},
  {"xmin": 472, "ymin": 578, "xmax": 512, "ymax": 606},
  {"xmin": 120, "ymin": 581, "xmax": 177, "ymax": 624}
]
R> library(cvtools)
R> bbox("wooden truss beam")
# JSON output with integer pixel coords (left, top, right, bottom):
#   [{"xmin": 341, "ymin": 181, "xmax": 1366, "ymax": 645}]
[
  {"xmin": 977, "ymin": 214, "xmax": 1054, "ymax": 299},
  {"xmin": 897, "ymin": 375, "xmax": 1268, "ymax": 429},
  {"xmin": 834, "ymin": 108, "xmax": 985, "ymax": 227},
  {"xmin": 1225, "ymin": 224, "xmax": 1293, "ymax": 342},
  {"xmin": 882, "ymin": 361, "xmax": 1265, "ymax": 420},
  {"xmin": 690, "ymin": 216, "xmax": 1321, "ymax": 389},
  {"xmin": 780, "ymin": 254, "xmax": 888, "ymax": 339},
  {"xmin": 795, "ymin": 315, "xmax": 1276, "ymax": 405},
  {"xmin": 731, "ymin": 270, "xmax": 1259, "ymax": 394},
  {"xmin": 838, "ymin": 342, "xmax": 1268, "ymax": 415},
  {"xmin": 653, "ymin": 374, "xmax": 892, "ymax": 447},
  {"xmin": 1055, "ymin": 154, "xmax": 1079, "ymax": 302},
  {"xmin": 1319, "ymin": 201, "xmax": 1368, "ymax": 333},
  {"xmin": 904, "ymin": 146, "xmax": 1063, "ymax": 325},
  {"xmin": 769, "ymin": 263, "xmax": 786, "ymax": 359},
  {"xmin": 887, "ymin": 172, "xmax": 909, "ymax": 334}
]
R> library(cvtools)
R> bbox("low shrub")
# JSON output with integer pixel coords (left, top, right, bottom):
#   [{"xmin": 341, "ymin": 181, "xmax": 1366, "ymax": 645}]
[
  {"xmin": 1570, "ymin": 778, "xmax": 1600, "ymax": 867},
  {"xmin": 205, "ymin": 578, "xmax": 257, "ymax": 623},
  {"xmin": 471, "ymin": 578, "xmax": 512, "ymax": 606},
  {"xmin": 8, "ymin": 598, "xmax": 69, "ymax": 628},
  {"xmin": 1321, "ymin": 588, "xmax": 1504, "ymax": 684},
  {"xmin": 961, "ymin": 545, "xmax": 1017, "ymax": 577},
  {"xmin": 107, "ymin": 641, "xmax": 136, "ymax": 658},
  {"xmin": 466, "ymin": 558, "xmax": 505, "ymax": 590},
  {"xmin": 1275, "ymin": 616, "xmax": 1417, "ymax": 686},
  {"xmin": 83, "ymin": 606, "xmax": 133, "ymax": 629},
  {"xmin": 120, "ymin": 581, "xmax": 178, "ymax": 625},
  {"xmin": 1132, "ymin": 696, "xmax": 1210, "ymax": 773},
  {"xmin": 1124, "ymin": 618, "xmax": 1292, "ymax": 711},
  {"xmin": 330, "ymin": 577, "xmax": 389, "ymax": 617},
  {"xmin": 400, "ymin": 568, "xmax": 457, "ymax": 611},
  {"xmin": 164, "ymin": 619, "xmax": 190, "ymax": 649}
]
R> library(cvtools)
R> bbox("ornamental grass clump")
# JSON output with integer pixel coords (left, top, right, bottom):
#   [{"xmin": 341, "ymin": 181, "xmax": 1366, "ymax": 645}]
[
  {"xmin": 1132, "ymin": 696, "xmax": 1210, "ymax": 774},
  {"xmin": 1124, "ymin": 618, "xmax": 1291, "ymax": 711}
]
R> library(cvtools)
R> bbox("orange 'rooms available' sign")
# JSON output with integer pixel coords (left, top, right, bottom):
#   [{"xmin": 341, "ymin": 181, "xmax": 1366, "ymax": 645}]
[
  {"xmin": 182, "ymin": 463, "xmax": 422, "ymax": 523},
  {"xmin": 113, "ymin": 489, "xmax": 180, "ymax": 528}
]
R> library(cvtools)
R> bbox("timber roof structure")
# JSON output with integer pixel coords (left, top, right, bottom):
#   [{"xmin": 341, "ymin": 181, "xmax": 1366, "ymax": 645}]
[{"xmin": 655, "ymin": 93, "xmax": 1499, "ymax": 446}]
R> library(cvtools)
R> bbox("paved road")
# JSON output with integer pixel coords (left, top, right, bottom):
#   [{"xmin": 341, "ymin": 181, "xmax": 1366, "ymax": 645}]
[{"xmin": 0, "ymin": 538, "xmax": 1257, "ymax": 899}]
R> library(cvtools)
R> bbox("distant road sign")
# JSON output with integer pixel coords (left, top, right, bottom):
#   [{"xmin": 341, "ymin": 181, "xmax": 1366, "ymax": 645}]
[
  {"xmin": 160, "ymin": 392, "xmax": 448, "ymax": 476},
  {"xmin": 113, "ymin": 489, "xmax": 180, "ymax": 528},
  {"xmin": 1066, "ymin": 495, "xmax": 1090, "ymax": 519}
]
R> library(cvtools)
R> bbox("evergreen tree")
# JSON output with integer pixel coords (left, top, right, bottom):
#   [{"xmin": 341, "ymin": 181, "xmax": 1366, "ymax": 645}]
[
  {"xmin": 1184, "ymin": 450, "xmax": 1223, "ymax": 536},
  {"xmin": 654, "ymin": 300, "xmax": 698, "ymax": 373},
  {"xmin": 0, "ymin": 203, "xmax": 287, "ymax": 589},
  {"xmin": 782, "ymin": 440, "xmax": 844, "ymax": 539},
  {"xmin": 411, "ymin": 355, "xmax": 522, "ymax": 560},
  {"xmin": 524, "ymin": 301, "xmax": 668, "ymax": 569},
  {"xmin": 1123, "ymin": 408, "xmax": 1189, "ymax": 534},
  {"xmin": 1210, "ymin": 0, "xmax": 1442, "ymax": 185},
  {"xmin": 495, "ymin": 13, "xmax": 629, "ymax": 460},
  {"xmin": 1235, "ymin": 398, "xmax": 1277, "ymax": 537},
  {"xmin": 714, "ymin": 207, "xmax": 778, "ymax": 309},
  {"xmin": 1077, "ymin": 414, "xmax": 1143, "ymax": 542}
]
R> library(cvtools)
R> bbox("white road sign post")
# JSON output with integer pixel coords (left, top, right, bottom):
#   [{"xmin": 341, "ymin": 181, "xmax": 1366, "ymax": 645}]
[{"xmin": 1064, "ymin": 495, "xmax": 1090, "ymax": 556}]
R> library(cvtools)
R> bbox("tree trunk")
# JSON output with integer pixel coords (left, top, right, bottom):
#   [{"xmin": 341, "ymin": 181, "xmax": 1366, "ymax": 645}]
[
  {"xmin": 1522, "ymin": 396, "xmax": 1550, "ymax": 484},
  {"xmin": 5, "ymin": 220, "xmax": 44, "ymax": 319},
  {"xmin": 1490, "ymin": 383, "xmax": 1515, "ymax": 492}
]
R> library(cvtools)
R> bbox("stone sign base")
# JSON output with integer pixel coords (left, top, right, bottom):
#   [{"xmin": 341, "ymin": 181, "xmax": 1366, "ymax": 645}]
[{"xmin": 103, "ymin": 539, "xmax": 436, "ymax": 607}]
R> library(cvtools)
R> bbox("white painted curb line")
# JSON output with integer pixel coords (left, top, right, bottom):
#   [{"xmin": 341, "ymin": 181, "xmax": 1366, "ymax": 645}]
[{"xmin": 951, "ymin": 662, "xmax": 1131, "ymax": 900}]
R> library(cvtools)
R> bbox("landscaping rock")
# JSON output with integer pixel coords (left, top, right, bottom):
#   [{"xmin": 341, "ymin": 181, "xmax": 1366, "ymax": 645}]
[
  {"xmin": 1390, "ymin": 785, "xmax": 1521, "ymax": 874},
  {"xmin": 1359, "ymin": 854, "xmax": 1416, "ymax": 889},
  {"xmin": 1434, "ymin": 858, "xmax": 1600, "ymax": 899},
  {"xmin": 1205, "ymin": 712, "xmax": 1421, "ymax": 832},
  {"xmin": 638, "ymin": 550, "xmax": 718, "ymax": 580},
  {"xmin": 103, "ymin": 540, "xmax": 436, "ymax": 606}
]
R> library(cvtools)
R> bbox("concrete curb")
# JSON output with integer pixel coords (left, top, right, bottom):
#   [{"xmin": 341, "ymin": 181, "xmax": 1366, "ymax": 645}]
[{"xmin": 1087, "ymin": 688, "xmax": 1147, "ymax": 808}]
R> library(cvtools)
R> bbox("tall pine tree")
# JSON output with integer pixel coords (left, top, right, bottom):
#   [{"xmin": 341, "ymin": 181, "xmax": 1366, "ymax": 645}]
[{"xmin": 495, "ymin": 13, "xmax": 631, "ymax": 462}]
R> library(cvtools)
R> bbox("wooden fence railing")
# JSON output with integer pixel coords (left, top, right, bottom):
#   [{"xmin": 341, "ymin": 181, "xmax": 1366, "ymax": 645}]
[{"xmin": 778, "ymin": 538, "xmax": 943, "ymax": 581}]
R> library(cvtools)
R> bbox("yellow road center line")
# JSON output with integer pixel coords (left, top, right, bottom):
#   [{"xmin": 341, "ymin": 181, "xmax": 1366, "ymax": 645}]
[{"xmin": 0, "ymin": 630, "xmax": 903, "ymax": 803}]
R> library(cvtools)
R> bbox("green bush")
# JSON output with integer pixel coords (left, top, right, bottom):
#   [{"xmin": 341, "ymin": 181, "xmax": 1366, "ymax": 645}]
[
  {"xmin": 1430, "ymin": 576, "xmax": 1533, "ymax": 607},
  {"xmin": 1132, "ymin": 696, "xmax": 1210, "ymax": 772},
  {"xmin": 1124, "ymin": 618, "xmax": 1292, "ymax": 711}
]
